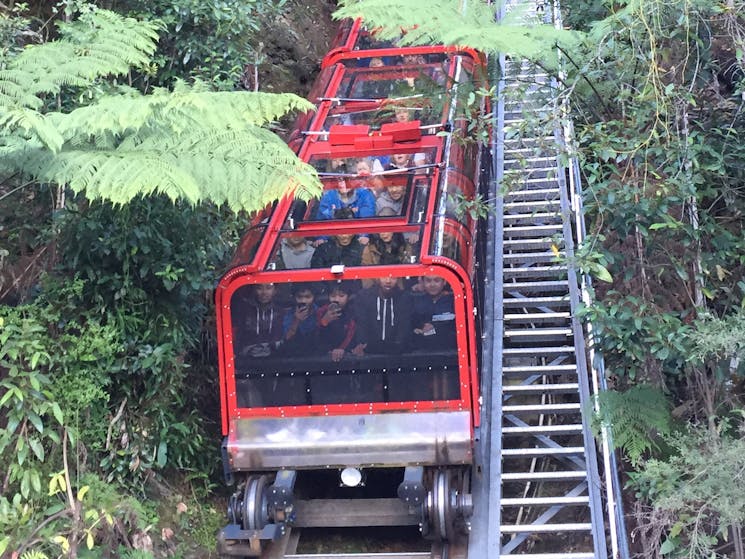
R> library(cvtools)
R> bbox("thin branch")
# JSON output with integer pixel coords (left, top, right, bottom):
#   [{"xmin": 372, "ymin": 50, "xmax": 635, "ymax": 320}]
[
  {"xmin": 556, "ymin": 44, "xmax": 613, "ymax": 117},
  {"xmin": 0, "ymin": 179, "xmax": 35, "ymax": 203}
]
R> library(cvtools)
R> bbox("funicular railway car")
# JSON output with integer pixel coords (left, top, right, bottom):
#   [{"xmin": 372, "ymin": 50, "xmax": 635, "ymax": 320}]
[{"xmin": 216, "ymin": 21, "xmax": 489, "ymax": 555}]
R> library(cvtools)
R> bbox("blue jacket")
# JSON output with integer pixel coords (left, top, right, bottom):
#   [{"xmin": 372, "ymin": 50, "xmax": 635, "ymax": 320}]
[{"xmin": 316, "ymin": 188, "xmax": 376, "ymax": 220}]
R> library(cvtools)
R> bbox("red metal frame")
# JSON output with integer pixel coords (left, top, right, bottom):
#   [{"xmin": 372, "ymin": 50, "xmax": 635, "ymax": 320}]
[
  {"xmin": 217, "ymin": 18, "xmax": 489, "ymax": 439},
  {"xmin": 217, "ymin": 264, "xmax": 473, "ymax": 429}
]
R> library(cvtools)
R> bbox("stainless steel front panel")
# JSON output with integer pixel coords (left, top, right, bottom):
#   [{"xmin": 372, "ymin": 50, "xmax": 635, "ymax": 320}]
[{"xmin": 227, "ymin": 411, "xmax": 472, "ymax": 471}]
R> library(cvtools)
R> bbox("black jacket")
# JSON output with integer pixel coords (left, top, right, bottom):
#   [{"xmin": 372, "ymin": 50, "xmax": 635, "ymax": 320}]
[
  {"xmin": 354, "ymin": 285, "xmax": 412, "ymax": 354},
  {"xmin": 310, "ymin": 238, "xmax": 364, "ymax": 269}
]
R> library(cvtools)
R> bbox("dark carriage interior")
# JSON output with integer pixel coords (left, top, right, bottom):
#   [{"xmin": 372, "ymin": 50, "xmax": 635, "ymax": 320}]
[{"xmin": 230, "ymin": 277, "xmax": 462, "ymax": 408}]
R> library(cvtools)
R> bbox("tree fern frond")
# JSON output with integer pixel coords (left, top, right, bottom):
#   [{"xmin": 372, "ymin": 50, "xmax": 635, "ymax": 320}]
[
  {"xmin": 592, "ymin": 384, "xmax": 673, "ymax": 464},
  {"xmin": 0, "ymin": 9, "xmax": 319, "ymax": 213},
  {"xmin": 50, "ymin": 87, "xmax": 314, "ymax": 145},
  {"xmin": 334, "ymin": 0, "xmax": 581, "ymax": 69},
  {"xmin": 0, "ymin": 9, "xmax": 158, "ymax": 108},
  {"xmin": 6, "ymin": 127, "xmax": 320, "ymax": 213},
  {"xmin": 0, "ymin": 107, "xmax": 63, "ymax": 151}
]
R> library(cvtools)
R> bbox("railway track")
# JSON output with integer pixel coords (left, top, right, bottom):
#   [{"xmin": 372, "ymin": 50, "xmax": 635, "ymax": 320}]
[
  {"xmin": 261, "ymin": 528, "xmax": 468, "ymax": 559},
  {"xmin": 214, "ymin": 1, "xmax": 629, "ymax": 557}
]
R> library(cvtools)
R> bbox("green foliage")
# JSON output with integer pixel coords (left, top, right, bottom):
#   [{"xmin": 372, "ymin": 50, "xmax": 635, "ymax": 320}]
[
  {"xmin": 0, "ymin": 8, "xmax": 158, "ymax": 111},
  {"xmin": 629, "ymin": 424, "xmax": 745, "ymax": 558},
  {"xmin": 579, "ymin": 292, "xmax": 690, "ymax": 382},
  {"xmin": 0, "ymin": 7, "xmax": 322, "ymax": 213},
  {"xmin": 334, "ymin": 0, "xmax": 582, "ymax": 70},
  {"xmin": 122, "ymin": 0, "xmax": 287, "ymax": 88},
  {"xmin": 0, "ymin": 309, "xmax": 64, "ymax": 502},
  {"xmin": 688, "ymin": 310, "xmax": 745, "ymax": 364},
  {"xmin": 592, "ymin": 384, "xmax": 674, "ymax": 464}
]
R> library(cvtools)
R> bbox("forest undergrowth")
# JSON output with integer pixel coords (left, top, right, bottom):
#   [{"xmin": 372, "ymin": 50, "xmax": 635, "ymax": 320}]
[{"xmin": 0, "ymin": 1, "xmax": 333, "ymax": 558}]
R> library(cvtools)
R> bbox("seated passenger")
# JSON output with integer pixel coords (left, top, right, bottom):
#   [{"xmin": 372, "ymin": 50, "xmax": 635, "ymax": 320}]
[
  {"xmin": 310, "ymin": 208, "xmax": 364, "ymax": 268},
  {"xmin": 352, "ymin": 276, "xmax": 412, "ymax": 355},
  {"xmin": 387, "ymin": 153, "xmax": 411, "ymax": 172},
  {"xmin": 231, "ymin": 283, "xmax": 283, "ymax": 360},
  {"xmin": 362, "ymin": 231, "xmax": 411, "ymax": 267},
  {"xmin": 368, "ymin": 175, "xmax": 385, "ymax": 197},
  {"xmin": 360, "ymin": 59, "xmax": 391, "ymax": 98},
  {"xmin": 318, "ymin": 281, "xmax": 357, "ymax": 362},
  {"xmin": 394, "ymin": 107, "xmax": 416, "ymax": 123},
  {"xmin": 316, "ymin": 177, "xmax": 376, "ymax": 220},
  {"xmin": 355, "ymin": 156, "xmax": 384, "ymax": 176},
  {"xmin": 282, "ymin": 283, "xmax": 319, "ymax": 356},
  {"xmin": 327, "ymin": 158, "xmax": 348, "ymax": 174},
  {"xmin": 387, "ymin": 152, "xmax": 427, "ymax": 172},
  {"xmin": 376, "ymin": 181, "xmax": 407, "ymax": 215},
  {"xmin": 275, "ymin": 235, "xmax": 315, "ymax": 269},
  {"xmin": 412, "ymin": 275, "xmax": 457, "ymax": 351}
]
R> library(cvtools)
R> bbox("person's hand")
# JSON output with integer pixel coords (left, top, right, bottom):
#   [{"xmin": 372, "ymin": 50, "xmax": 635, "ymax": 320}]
[
  {"xmin": 312, "ymin": 238, "xmax": 327, "ymax": 247},
  {"xmin": 351, "ymin": 343, "xmax": 366, "ymax": 356},
  {"xmin": 331, "ymin": 348, "xmax": 345, "ymax": 362},
  {"xmin": 321, "ymin": 304, "xmax": 342, "ymax": 324},
  {"xmin": 414, "ymin": 323, "xmax": 435, "ymax": 336},
  {"xmin": 248, "ymin": 343, "xmax": 271, "ymax": 357},
  {"xmin": 294, "ymin": 305, "xmax": 311, "ymax": 322}
]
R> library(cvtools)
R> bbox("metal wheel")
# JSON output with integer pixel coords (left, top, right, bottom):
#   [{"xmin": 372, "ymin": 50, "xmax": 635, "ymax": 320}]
[
  {"xmin": 423, "ymin": 468, "xmax": 472, "ymax": 541},
  {"xmin": 242, "ymin": 474, "xmax": 270, "ymax": 531}
]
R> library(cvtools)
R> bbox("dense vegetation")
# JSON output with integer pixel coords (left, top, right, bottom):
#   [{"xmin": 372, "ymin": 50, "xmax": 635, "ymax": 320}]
[
  {"xmin": 1, "ymin": 0, "xmax": 744, "ymax": 558},
  {"xmin": 340, "ymin": 0, "xmax": 745, "ymax": 556},
  {"xmin": 0, "ymin": 1, "xmax": 323, "ymax": 557}
]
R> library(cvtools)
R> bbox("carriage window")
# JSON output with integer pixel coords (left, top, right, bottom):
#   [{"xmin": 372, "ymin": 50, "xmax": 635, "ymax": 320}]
[
  {"xmin": 230, "ymin": 205, "xmax": 274, "ymax": 266},
  {"xmin": 430, "ymin": 219, "xmax": 465, "ymax": 263},
  {"xmin": 302, "ymin": 154, "xmax": 436, "ymax": 223},
  {"xmin": 337, "ymin": 57, "xmax": 449, "ymax": 100},
  {"xmin": 266, "ymin": 226, "xmax": 421, "ymax": 271},
  {"xmin": 323, "ymin": 103, "xmax": 444, "ymax": 129},
  {"xmin": 229, "ymin": 275, "xmax": 461, "ymax": 408},
  {"xmin": 435, "ymin": 170, "xmax": 476, "ymax": 230}
]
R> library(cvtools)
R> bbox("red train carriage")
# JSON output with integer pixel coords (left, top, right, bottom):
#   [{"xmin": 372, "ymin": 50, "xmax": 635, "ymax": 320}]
[{"xmin": 216, "ymin": 21, "xmax": 488, "ymax": 555}]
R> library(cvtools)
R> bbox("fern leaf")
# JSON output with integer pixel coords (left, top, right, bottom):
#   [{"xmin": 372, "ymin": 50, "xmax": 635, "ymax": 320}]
[
  {"xmin": 334, "ymin": 0, "xmax": 581, "ymax": 69},
  {"xmin": 592, "ymin": 384, "xmax": 673, "ymax": 464},
  {"xmin": 0, "ymin": 9, "xmax": 158, "ymax": 109},
  {"xmin": 0, "ymin": 108, "xmax": 64, "ymax": 151}
]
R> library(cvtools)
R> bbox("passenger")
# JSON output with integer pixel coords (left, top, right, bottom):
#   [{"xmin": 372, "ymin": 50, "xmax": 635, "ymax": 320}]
[
  {"xmin": 362, "ymin": 231, "xmax": 410, "ymax": 266},
  {"xmin": 387, "ymin": 153, "xmax": 410, "ymax": 172},
  {"xmin": 361, "ymin": 58, "xmax": 391, "ymax": 98},
  {"xmin": 401, "ymin": 54, "xmax": 428, "ymax": 88},
  {"xmin": 282, "ymin": 283, "xmax": 320, "ymax": 356},
  {"xmin": 310, "ymin": 208, "xmax": 365, "ymax": 268},
  {"xmin": 376, "ymin": 181, "xmax": 407, "ymax": 215},
  {"xmin": 394, "ymin": 107, "xmax": 415, "ymax": 123},
  {"xmin": 326, "ymin": 158, "xmax": 348, "ymax": 174},
  {"xmin": 368, "ymin": 175, "xmax": 386, "ymax": 197},
  {"xmin": 231, "ymin": 283, "xmax": 283, "ymax": 360},
  {"xmin": 316, "ymin": 176, "xmax": 376, "ymax": 220},
  {"xmin": 274, "ymin": 235, "xmax": 315, "ymax": 269},
  {"xmin": 352, "ymin": 276, "xmax": 412, "ymax": 355},
  {"xmin": 317, "ymin": 282, "xmax": 357, "ymax": 362},
  {"xmin": 412, "ymin": 275, "xmax": 456, "ymax": 350},
  {"xmin": 355, "ymin": 156, "xmax": 384, "ymax": 176}
]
